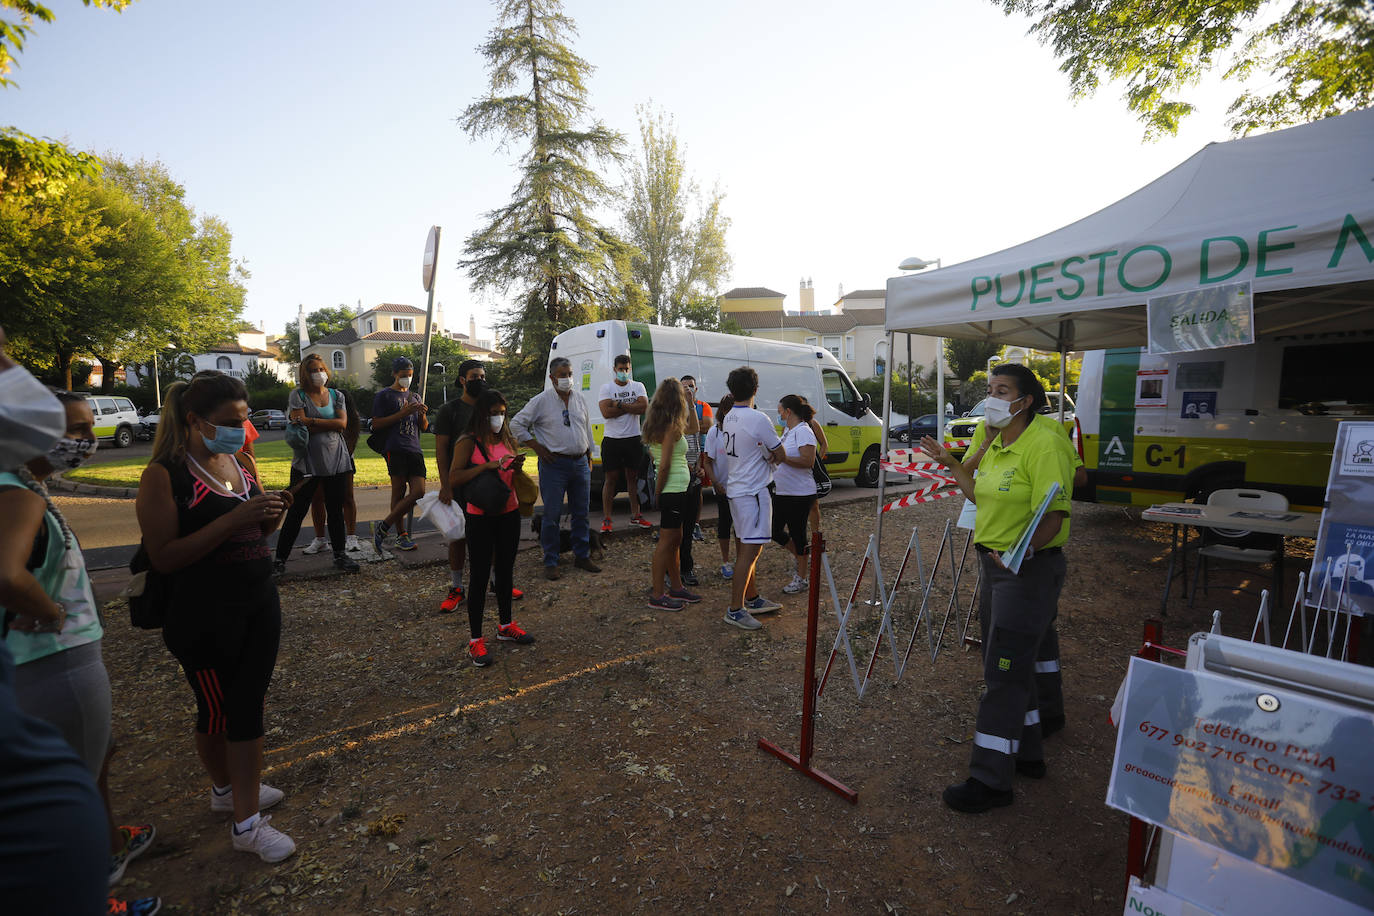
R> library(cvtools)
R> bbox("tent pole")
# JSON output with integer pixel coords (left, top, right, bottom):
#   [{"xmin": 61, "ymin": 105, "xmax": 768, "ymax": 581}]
[
  {"xmin": 1058, "ymin": 347, "xmax": 1067, "ymax": 421},
  {"xmin": 875, "ymin": 331, "xmax": 894, "ymax": 601},
  {"xmin": 936, "ymin": 336, "xmax": 945, "ymax": 429}
]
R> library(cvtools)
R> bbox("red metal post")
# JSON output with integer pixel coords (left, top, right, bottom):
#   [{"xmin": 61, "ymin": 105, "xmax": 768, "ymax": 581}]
[{"xmin": 758, "ymin": 532, "xmax": 858, "ymax": 804}]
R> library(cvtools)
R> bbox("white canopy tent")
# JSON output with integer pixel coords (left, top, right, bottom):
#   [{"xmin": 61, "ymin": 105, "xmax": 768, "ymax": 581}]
[{"xmin": 875, "ymin": 108, "xmax": 1374, "ymax": 550}]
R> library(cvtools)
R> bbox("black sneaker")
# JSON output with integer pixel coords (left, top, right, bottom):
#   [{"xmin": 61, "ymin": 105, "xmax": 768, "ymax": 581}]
[
  {"xmin": 333, "ymin": 553, "xmax": 359, "ymax": 572},
  {"xmin": 272, "ymin": 559, "xmax": 286, "ymax": 576},
  {"xmin": 942, "ymin": 778, "xmax": 1013, "ymax": 813},
  {"xmin": 682, "ymin": 571, "xmax": 699, "ymax": 587}
]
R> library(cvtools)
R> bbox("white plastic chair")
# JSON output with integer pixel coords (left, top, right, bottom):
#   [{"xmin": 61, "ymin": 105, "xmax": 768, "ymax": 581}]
[{"xmin": 1189, "ymin": 488, "xmax": 1287, "ymax": 607}]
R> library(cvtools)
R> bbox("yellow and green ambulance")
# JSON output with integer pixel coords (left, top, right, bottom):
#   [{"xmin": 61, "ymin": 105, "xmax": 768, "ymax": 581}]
[
  {"xmin": 547, "ymin": 321, "xmax": 885, "ymax": 486},
  {"xmin": 1076, "ymin": 331, "xmax": 1374, "ymax": 510}
]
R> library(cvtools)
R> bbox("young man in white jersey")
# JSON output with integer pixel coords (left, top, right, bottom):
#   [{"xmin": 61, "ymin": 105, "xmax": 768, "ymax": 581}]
[
  {"xmin": 720, "ymin": 366, "xmax": 786, "ymax": 630},
  {"xmin": 598, "ymin": 354, "xmax": 650, "ymax": 530}
]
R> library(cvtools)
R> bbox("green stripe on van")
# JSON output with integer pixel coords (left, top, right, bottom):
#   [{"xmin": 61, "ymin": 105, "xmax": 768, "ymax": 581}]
[
  {"xmin": 626, "ymin": 322, "xmax": 657, "ymax": 395},
  {"xmin": 1096, "ymin": 348, "xmax": 1140, "ymax": 500}
]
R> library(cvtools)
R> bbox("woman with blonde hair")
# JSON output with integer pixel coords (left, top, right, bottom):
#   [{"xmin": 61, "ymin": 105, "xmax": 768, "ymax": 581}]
[
  {"xmin": 641, "ymin": 378, "xmax": 700, "ymax": 611},
  {"xmin": 136, "ymin": 372, "xmax": 297, "ymax": 862}
]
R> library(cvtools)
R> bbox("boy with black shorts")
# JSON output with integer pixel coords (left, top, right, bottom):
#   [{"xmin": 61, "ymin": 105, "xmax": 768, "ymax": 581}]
[
  {"xmin": 372, "ymin": 357, "xmax": 428, "ymax": 551},
  {"xmin": 598, "ymin": 354, "xmax": 649, "ymax": 530}
]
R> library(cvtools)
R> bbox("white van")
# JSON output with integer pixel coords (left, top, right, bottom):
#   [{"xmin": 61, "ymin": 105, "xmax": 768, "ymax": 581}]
[
  {"xmin": 1075, "ymin": 331, "xmax": 1374, "ymax": 510},
  {"xmin": 547, "ymin": 321, "xmax": 885, "ymax": 485},
  {"xmin": 82, "ymin": 394, "xmax": 141, "ymax": 448}
]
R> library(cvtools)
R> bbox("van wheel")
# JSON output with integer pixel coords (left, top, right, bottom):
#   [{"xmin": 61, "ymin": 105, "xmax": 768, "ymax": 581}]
[
  {"xmin": 856, "ymin": 446, "xmax": 881, "ymax": 488},
  {"xmin": 114, "ymin": 425, "xmax": 133, "ymax": 448}
]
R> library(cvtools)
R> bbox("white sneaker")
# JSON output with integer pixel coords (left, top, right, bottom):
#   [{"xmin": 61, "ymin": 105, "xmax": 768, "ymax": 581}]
[
  {"xmin": 345, "ymin": 535, "xmax": 362, "ymax": 553},
  {"xmin": 782, "ymin": 574, "xmax": 807, "ymax": 594},
  {"xmin": 210, "ymin": 783, "xmax": 285, "ymax": 814},
  {"xmin": 301, "ymin": 537, "xmax": 328, "ymax": 555},
  {"xmin": 231, "ymin": 814, "xmax": 296, "ymax": 863}
]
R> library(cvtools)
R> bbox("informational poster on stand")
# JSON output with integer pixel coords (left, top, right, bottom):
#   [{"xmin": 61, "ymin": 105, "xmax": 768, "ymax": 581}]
[
  {"xmin": 1107, "ymin": 658, "xmax": 1374, "ymax": 911},
  {"xmin": 1308, "ymin": 421, "xmax": 1374, "ymax": 615}
]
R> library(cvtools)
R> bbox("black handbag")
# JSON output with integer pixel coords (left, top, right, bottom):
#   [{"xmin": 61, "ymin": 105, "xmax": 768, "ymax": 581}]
[
  {"xmin": 462, "ymin": 438, "xmax": 512, "ymax": 513},
  {"xmin": 813, "ymin": 456, "xmax": 833, "ymax": 498}
]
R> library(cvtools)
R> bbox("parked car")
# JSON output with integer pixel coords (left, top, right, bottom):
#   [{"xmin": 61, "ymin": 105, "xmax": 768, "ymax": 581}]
[
  {"xmin": 136, "ymin": 409, "xmax": 161, "ymax": 441},
  {"xmin": 83, "ymin": 394, "xmax": 141, "ymax": 448},
  {"xmin": 250, "ymin": 409, "xmax": 288, "ymax": 430},
  {"xmin": 889, "ymin": 413, "xmax": 941, "ymax": 444}
]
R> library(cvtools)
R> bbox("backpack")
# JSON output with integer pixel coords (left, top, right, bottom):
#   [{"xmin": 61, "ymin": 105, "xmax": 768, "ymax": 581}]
[{"xmin": 122, "ymin": 460, "xmax": 194, "ymax": 629}]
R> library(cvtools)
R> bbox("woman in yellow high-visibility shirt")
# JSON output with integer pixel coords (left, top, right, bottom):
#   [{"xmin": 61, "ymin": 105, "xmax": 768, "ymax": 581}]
[{"xmin": 921, "ymin": 363, "xmax": 1074, "ymax": 813}]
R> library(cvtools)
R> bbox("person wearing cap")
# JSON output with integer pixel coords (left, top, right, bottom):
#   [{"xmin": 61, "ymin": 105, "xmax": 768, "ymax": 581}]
[{"xmin": 371, "ymin": 357, "xmax": 429, "ymax": 552}]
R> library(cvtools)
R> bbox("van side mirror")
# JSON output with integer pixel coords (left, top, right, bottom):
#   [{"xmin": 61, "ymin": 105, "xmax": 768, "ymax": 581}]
[{"xmin": 861, "ymin": 393, "xmax": 871, "ymax": 412}]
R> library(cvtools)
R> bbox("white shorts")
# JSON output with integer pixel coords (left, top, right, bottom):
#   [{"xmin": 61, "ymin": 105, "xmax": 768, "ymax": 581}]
[{"xmin": 729, "ymin": 491, "xmax": 772, "ymax": 545}]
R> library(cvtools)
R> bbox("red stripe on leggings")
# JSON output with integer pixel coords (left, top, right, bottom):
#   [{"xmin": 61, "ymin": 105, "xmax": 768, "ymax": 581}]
[{"xmin": 197, "ymin": 670, "xmax": 226, "ymax": 735}]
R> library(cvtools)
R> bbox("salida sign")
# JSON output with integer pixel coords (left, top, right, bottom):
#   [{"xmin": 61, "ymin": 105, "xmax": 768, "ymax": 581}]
[
  {"xmin": 1146, "ymin": 282, "xmax": 1254, "ymax": 354},
  {"xmin": 966, "ymin": 213, "xmax": 1372, "ymax": 312}
]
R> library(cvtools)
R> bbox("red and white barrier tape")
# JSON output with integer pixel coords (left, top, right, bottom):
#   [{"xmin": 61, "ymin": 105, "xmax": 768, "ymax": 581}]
[
  {"xmin": 879, "ymin": 461, "xmax": 956, "ymax": 485},
  {"xmin": 881, "ymin": 487, "xmax": 961, "ymax": 512}
]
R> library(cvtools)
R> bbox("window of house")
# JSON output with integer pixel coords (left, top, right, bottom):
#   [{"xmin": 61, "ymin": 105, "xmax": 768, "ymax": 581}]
[
  {"xmin": 823, "ymin": 336, "xmax": 841, "ymax": 358},
  {"xmin": 845, "ymin": 336, "xmax": 855, "ymax": 361},
  {"xmin": 366, "ymin": 319, "xmax": 375, "ymax": 334},
  {"xmin": 393, "ymin": 318, "xmax": 415, "ymax": 333},
  {"xmin": 332, "ymin": 350, "xmax": 346, "ymax": 370},
  {"xmin": 805, "ymin": 336, "xmax": 818, "ymax": 347},
  {"xmin": 216, "ymin": 356, "xmax": 232, "ymax": 370}
]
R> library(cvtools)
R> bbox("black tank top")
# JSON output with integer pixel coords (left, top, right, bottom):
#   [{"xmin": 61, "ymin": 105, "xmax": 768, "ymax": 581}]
[{"xmin": 161, "ymin": 458, "xmax": 274, "ymax": 596}]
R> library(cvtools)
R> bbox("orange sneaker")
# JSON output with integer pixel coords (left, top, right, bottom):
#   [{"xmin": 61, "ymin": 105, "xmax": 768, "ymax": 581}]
[
  {"xmin": 468, "ymin": 637, "xmax": 491, "ymax": 667},
  {"xmin": 496, "ymin": 621, "xmax": 535, "ymax": 644},
  {"xmin": 439, "ymin": 585, "xmax": 465, "ymax": 613}
]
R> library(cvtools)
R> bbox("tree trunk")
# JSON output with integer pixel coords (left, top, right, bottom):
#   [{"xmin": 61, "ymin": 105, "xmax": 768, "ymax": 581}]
[{"xmin": 98, "ymin": 356, "xmax": 119, "ymax": 392}]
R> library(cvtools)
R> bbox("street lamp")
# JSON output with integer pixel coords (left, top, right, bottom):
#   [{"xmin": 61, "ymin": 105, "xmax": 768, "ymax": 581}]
[
  {"xmin": 431, "ymin": 362, "xmax": 448, "ymax": 404},
  {"xmin": 896, "ymin": 255, "xmax": 944, "ymax": 432}
]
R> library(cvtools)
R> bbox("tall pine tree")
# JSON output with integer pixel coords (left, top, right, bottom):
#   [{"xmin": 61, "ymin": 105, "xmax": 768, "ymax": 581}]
[{"xmin": 459, "ymin": 0, "xmax": 631, "ymax": 376}]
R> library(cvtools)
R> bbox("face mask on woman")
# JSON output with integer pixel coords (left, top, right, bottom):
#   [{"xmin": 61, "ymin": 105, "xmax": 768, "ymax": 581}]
[
  {"xmin": 983, "ymin": 395, "xmax": 1026, "ymax": 429},
  {"xmin": 47, "ymin": 436, "xmax": 98, "ymax": 470},
  {"xmin": 555, "ymin": 377, "xmax": 573, "ymax": 392},
  {"xmin": 489, "ymin": 415, "xmax": 505, "ymax": 434},
  {"xmin": 0, "ymin": 366, "xmax": 66, "ymax": 468},
  {"xmin": 311, "ymin": 372, "xmax": 328, "ymax": 387},
  {"xmin": 200, "ymin": 422, "xmax": 246, "ymax": 454}
]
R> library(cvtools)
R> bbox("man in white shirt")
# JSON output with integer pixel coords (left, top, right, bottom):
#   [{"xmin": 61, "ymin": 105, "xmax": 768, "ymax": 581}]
[
  {"xmin": 598, "ymin": 354, "xmax": 650, "ymax": 531},
  {"xmin": 720, "ymin": 366, "xmax": 786, "ymax": 630},
  {"xmin": 511, "ymin": 357, "xmax": 601, "ymax": 580}
]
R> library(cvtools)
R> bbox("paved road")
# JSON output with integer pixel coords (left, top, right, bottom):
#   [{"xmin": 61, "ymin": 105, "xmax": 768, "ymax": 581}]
[{"xmin": 88, "ymin": 426, "xmax": 287, "ymax": 465}]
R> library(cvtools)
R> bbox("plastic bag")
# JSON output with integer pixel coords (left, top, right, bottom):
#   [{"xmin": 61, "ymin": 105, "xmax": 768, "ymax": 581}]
[{"xmin": 415, "ymin": 490, "xmax": 466, "ymax": 542}]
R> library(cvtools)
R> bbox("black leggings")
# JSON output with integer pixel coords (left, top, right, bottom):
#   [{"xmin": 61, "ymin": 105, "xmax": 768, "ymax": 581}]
[
  {"xmin": 466, "ymin": 509, "xmax": 520, "ymax": 638},
  {"xmin": 276, "ymin": 469, "xmax": 350, "ymax": 560},
  {"xmin": 679, "ymin": 483, "xmax": 702, "ymax": 575},
  {"xmin": 771, "ymin": 493, "xmax": 815, "ymax": 554},
  {"xmin": 163, "ymin": 583, "xmax": 281, "ymax": 742}
]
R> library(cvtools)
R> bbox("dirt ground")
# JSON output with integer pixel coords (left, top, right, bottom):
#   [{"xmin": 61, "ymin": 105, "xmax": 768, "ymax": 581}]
[{"xmin": 99, "ymin": 496, "xmax": 1303, "ymax": 914}]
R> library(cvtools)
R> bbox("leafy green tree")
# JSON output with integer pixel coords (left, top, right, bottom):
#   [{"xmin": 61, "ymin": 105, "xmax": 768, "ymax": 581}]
[
  {"xmin": 944, "ymin": 338, "xmax": 1003, "ymax": 382},
  {"xmin": 620, "ymin": 105, "xmax": 732, "ymax": 328},
  {"xmin": 1, "ymin": 156, "xmax": 246, "ymax": 388},
  {"xmin": 993, "ymin": 0, "xmax": 1374, "ymax": 137},
  {"xmin": 458, "ymin": 0, "xmax": 629, "ymax": 379},
  {"xmin": 281, "ymin": 305, "xmax": 358, "ymax": 363}
]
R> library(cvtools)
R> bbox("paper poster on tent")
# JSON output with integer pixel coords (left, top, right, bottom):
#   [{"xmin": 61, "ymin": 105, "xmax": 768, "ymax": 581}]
[
  {"xmin": 1106, "ymin": 658, "xmax": 1374, "ymax": 911},
  {"xmin": 1147, "ymin": 281, "xmax": 1255, "ymax": 355},
  {"xmin": 1135, "ymin": 369, "xmax": 1170, "ymax": 408},
  {"xmin": 1308, "ymin": 422, "xmax": 1374, "ymax": 615}
]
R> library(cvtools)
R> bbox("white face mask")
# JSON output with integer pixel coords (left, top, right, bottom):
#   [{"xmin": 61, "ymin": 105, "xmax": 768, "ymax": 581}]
[
  {"xmin": 0, "ymin": 366, "xmax": 67, "ymax": 469},
  {"xmin": 983, "ymin": 395, "xmax": 1025, "ymax": 429},
  {"xmin": 554, "ymin": 376, "xmax": 573, "ymax": 392},
  {"xmin": 311, "ymin": 372, "xmax": 328, "ymax": 386},
  {"xmin": 397, "ymin": 375, "xmax": 412, "ymax": 389},
  {"xmin": 47, "ymin": 436, "xmax": 98, "ymax": 470},
  {"xmin": 489, "ymin": 415, "xmax": 505, "ymax": 433}
]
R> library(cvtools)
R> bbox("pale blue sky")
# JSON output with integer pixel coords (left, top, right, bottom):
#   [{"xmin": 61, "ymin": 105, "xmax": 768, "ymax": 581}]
[{"xmin": 5, "ymin": 0, "xmax": 1243, "ymax": 343}]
